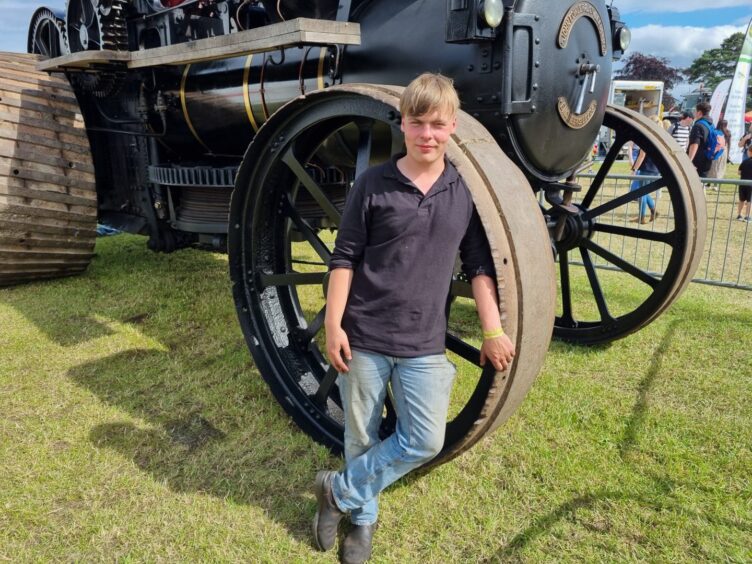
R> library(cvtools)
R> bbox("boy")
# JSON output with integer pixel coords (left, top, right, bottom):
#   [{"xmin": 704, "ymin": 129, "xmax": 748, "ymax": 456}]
[{"xmin": 312, "ymin": 73, "xmax": 515, "ymax": 563}]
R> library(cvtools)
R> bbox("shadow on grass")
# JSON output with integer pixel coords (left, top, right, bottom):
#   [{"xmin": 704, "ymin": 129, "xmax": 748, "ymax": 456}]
[
  {"xmin": 4, "ymin": 235, "xmax": 328, "ymax": 544},
  {"xmin": 0, "ymin": 235, "xmax": 188, "ymax": 347},
  {"xmin": 69, "ymin": 347, "xmax": 322, "ymax": 545},
  {"xmin": 487, "ymin": 320, "xmax": 752, "ymax": 560}
]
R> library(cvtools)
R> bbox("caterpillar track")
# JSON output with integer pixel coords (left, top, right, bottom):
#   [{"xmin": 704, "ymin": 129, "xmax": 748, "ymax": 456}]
[{"xmin": 0, "ymin": 53, "xmax": 97, "ymax": 287}]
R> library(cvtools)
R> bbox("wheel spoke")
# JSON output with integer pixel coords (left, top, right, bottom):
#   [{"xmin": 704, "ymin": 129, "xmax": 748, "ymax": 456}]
[
  {"xmin": 582, "ymin": 239, "xmax": 660, "ymax": 289},
  {"xmin": 46, "ymin": 25, "xmax": 55, "ymax": 56},
  {"xmin": 559, "ymin": 251, "xmax": 574, "ymax": 326},
  {"xmin": 297, "ymin": 305, "xmax": 326, "ymax": 344},
  {"xmin": 592, "ymin": 222, "xmax": 677, "ymax": 246},
  {"xmin": 258, "ymin": 271, "xmax": 326, "ymax": 287},
  {"xmin": 86, "ymin": 1, "xmax": 96, "ymax": 27},
  {"xmin": 580, "ymin": 247, "xmax": 613, "ymax": 322},
  {"xmin": 313, "ymin": 365, "xmax": 339, "ymax": 406},
  {"xmin": 355, "ymin": 120, "xmax": 373, "ymax": 180},
  {"xmin": 282, "ymin": 149, "xmax": 341, "ymax": 226},
  {"xmin": 582, "ymin": 132, "xmax": 624, "ymax": 209},
  {"xmin": 282, "ymin": 195, "xmax": 331, "ymax": 264},
  {"xmin": 583, "ymin": 178, "xmax": 665, "ymax": 221},
  {"xmin": 445, "ymin": 333, "xmax": 481, "ymax": 366}
]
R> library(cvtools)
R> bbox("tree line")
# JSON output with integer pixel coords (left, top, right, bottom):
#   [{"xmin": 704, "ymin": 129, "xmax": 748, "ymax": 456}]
[{"xmin": 615, "ymin": 32, "xmax": 752, "ymax": 111}]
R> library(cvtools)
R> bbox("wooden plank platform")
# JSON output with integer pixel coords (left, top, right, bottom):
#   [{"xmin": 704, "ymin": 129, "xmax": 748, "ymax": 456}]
[{"xmin": 37, "ymin": 18, "xmax": 360, "ymax": 72}]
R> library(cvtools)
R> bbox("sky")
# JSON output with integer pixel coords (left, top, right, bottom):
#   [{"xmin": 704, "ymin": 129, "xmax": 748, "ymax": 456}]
[{"xmin": 1, "ymin": 0, "xmax": 750, "ymax": 93}]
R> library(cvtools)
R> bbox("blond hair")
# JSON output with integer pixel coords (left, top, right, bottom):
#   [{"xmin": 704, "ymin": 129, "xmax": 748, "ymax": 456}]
[{"xmin": 400, "ymin": 73, "xmax": 460, "ymax": 119}]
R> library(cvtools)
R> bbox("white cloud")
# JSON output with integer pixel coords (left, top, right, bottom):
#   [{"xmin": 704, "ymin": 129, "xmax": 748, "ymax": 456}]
[
  {"xmin": 616, "ymin": 0, "xmax": 751, "ymax": 14},
  {"xmin": 626, "ymin": 24, "xmax": 746, "ymax": 69},
  {"xmin": 0, "ymin": 1, "xmax": 66, "ymax": 53}
]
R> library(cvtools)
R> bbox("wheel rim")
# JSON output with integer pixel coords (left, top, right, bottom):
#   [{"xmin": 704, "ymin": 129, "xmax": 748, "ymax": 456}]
[
  {"xmin": 27, "ymin": 8, "xmax": 68, "ymax": 59},
  {"xmin": 551, "ymin": 105, "xmax": 706, "ymax": 344},
  {"xmin": 229, "ymin": 84, "xmax": 555, "ymax": 468}
]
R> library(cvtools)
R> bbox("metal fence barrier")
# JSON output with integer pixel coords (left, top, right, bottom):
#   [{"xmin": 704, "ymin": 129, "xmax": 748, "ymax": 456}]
[{"xmin": 569, "ymin": 172, "xmax": 752, "ymax": 291}]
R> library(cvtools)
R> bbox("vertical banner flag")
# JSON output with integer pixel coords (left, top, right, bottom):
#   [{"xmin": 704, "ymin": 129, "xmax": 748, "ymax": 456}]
[
  {"xmin": 709, "ymin": 78, "xmax": 732, "ymax": 125},
  {"xmin": 727, "ymin": 18, "xmax": 752, "ymax": 164}
]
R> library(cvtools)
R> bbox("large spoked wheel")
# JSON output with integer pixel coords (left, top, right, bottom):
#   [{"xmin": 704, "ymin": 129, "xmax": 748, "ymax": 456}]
[
  {"xmin": 550, "ymin": 105, "xmax": 706, "ymax": 344},
  {"xmin": 229, "ymin": 84, "xmax": 555, "ymax": 469}
]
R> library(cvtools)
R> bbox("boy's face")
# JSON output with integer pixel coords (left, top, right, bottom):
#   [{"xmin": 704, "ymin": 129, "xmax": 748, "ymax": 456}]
[{"xmin": 400, "ymin": 107, "xmax": 457, "ymax": 167}]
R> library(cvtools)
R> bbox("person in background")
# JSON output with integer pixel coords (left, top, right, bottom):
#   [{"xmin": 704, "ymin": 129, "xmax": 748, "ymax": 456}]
[
  {"xmin": 629, "ymin": 118, "xmax": 659, "ymax": 225},
  {"xmin": 708, "ymin": 119, "xmax": 731, "ymax": 181},
  {"xmin": 687, "ymin": 102, "xmax": 714, "ymax": 179},
  {"xmin": 670, "ymin": 111, "xmax": 693, "ymax": 152},
  {"xmin": 737, "ymin": 144, "xmax": 752, "ymax": 221}
]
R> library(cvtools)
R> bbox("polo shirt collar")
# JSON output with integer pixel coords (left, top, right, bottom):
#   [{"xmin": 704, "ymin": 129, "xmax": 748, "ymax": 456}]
[{"xmin": 383, "ymin": 154, "xmax": 460, "ymax": 196}]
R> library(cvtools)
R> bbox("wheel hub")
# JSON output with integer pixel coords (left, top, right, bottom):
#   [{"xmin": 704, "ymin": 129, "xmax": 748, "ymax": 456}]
[
  {"xmin": 554, "ymin": 207, "xmax": 592, "ymax": 253},
  {"xmin": 79, "ymin": 25, "xmax": 89, "ymax": 49}
]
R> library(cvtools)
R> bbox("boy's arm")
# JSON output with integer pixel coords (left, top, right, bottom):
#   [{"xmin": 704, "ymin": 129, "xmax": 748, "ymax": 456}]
[
  {"xmin": 326, "ymin": 176, "xmax": 369, "ymax": 373},
  {"xmin": 325, "ymin": 268, "xmax": 354, "ymax": 372},
  {"xmin": 471, "ymin": 274, "xmax": 515, "ymax": 372}
]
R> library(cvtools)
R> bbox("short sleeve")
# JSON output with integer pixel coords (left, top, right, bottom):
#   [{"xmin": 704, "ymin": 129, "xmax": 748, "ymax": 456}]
[
  {"xmin": 329, "ymin": 178, "xmax": 368, "ymax": 270},
  {"xmin": 458, "ymin": 205, "xmax": 496, "ymax": 280}
]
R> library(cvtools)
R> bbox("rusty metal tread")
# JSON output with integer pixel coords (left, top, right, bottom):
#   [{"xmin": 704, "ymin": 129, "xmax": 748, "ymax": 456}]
[
  {"xmin": 0, "ymin": 110, "xmax": 88, "ymax": 137},
  {"xmin": 0, "ymin": 66, "xmax": 70, "ymax": 90},
  {"xmin": 0, "ymin": 127, "xmax": 91, "ymax": 155},
  {"xmin": 0, "ymin": 234, "xmax": 95, "ymax": 250},
  {"xmin": 0, "ymin": 164, "xmax": 95, "ymax": 191},
  {"xmin": 0, "ymin": 200, "xmax": 97, "ymax": 221},
  {"xmin": 0, "ymin": 93, "xmax": 80, "ymax": 120},
  {"xmin": 0, "ymin": 147, "xmax": 96, "ymax": 174},
  {"xmin": 0, "ymin": 183, "xmax": 97, "ymax": 207},
  {"xmin": 0, "ymin": 81, "xmax": 79, "ymax": 106}
]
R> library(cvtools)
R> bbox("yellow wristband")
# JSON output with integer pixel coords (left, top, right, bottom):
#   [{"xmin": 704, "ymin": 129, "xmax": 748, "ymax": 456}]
[{"xmin": 482, "ymin": 328, "xmax": 504, "ymax": 340}]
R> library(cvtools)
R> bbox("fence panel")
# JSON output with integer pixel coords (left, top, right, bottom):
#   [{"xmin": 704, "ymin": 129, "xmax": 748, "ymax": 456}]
[{"xmin": 568, "ymin": 172, "xmax": 752, "ymax": 291}]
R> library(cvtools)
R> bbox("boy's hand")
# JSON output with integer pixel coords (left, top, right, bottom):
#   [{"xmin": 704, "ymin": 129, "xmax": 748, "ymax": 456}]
[
  {"xmin": 480, "ymin": 333, "xmax": 515, "ymax": 372},
  {"xmin": 326, "ymin": 325, "xmax": 352, "ymax": 373}
]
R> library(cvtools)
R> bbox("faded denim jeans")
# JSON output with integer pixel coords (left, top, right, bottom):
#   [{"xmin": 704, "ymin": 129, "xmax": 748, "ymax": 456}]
[{"xmin": 331, "ymin": 349, "xmax": 456, "ymax": 525}]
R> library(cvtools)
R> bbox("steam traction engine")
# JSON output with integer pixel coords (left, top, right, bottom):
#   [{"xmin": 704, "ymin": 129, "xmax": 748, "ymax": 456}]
[{"xmin": 2, "ymin": 0, "xmax": 705, "ymax": 468}]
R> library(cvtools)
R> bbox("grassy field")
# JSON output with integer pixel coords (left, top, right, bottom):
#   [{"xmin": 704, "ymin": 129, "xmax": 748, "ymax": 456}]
[{"xmin": 1, "ymin": 234, "xmax": 751, "ymax": 562}]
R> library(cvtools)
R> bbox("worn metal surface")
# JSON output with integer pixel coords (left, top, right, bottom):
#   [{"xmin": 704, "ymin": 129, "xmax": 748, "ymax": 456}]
[{"xmin": 0, "ymin": 54, "xmax": 96, "ymax": 286}]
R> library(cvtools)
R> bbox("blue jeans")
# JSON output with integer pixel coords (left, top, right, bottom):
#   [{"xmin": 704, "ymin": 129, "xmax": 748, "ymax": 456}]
[
  {"xmin": 630, "ymin": 170, "xmax": 655, "ymax": 219},
  {"xmin": 331, "ymin": 349, "xmax": 456, "ymax": 525}
]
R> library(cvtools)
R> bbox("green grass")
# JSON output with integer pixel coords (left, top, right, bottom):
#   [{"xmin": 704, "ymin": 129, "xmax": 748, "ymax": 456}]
[{"xmin": 1, "ymin": 234, "xmax": 751, "ymax": 562}]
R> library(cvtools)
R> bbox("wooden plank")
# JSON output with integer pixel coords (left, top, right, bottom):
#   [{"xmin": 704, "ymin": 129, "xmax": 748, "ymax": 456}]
[
  {"xmin": 0, "ymin": 214, "xmax": 94, "ymax": 237},
  {"xmin": 0, "ymin": 144, "xmax": 96, "ymax": 174},
  {"xmin": 36, "ymin": 50, "xmax": 131, "ymax": 72},
  {"xmin": 0, "ymin": 234, "xmax": 95, "ymax": 250},
  {"xmin": 0, "ymin": 126, "xmax": 91, "ymax": 155},
  {"xmin": 0, "ymin": 110, "xmax": 88, "ymax": 138},
  {"xmin": 36, "ymin": 18, "xmax": 360, "ymax": 72},
  {"xmin": 0, "ymin": 80, "xmax": 79, "ymax": 106},
  {"xmin": 0, "ymin": 163, "xmax": 96, "ymax": 191},
  {"xmin": 0, "ymin": 181, "xmax": 97, "ymax": 208}
]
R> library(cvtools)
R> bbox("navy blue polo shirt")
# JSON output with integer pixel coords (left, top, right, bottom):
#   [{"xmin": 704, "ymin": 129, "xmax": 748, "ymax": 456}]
[{"xmin": 329, "ymin": 156, "xmax": 495, "ymax": 357}]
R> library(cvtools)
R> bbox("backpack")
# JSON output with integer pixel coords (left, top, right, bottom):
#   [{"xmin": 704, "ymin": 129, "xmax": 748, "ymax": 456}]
[{"xmin": 696, "ymin": 119, "xmax": 723, "ymax": 161}]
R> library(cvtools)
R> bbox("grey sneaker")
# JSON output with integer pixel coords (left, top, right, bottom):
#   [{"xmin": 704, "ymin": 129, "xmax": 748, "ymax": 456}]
[
  {"xmin": 737, "ymin": 215, "xmax": 744, "ymax": 221},
  {"xmin": 341, "ymin": 523, "xmax": 377, "ymax": 564},
  {"xmin": 313, "ymin": 471, "xmax": 345, "ymax": 551}
]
